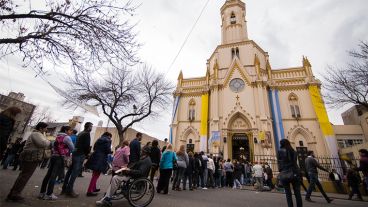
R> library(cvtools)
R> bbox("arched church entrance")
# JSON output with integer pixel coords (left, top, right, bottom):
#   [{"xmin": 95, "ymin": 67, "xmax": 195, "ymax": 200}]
[
  {"xmin": 232, "ymin": 134, "xmax": 250, "ymax": 161},
  {"xmin": 227, "ymin": 113, "xmax": 253, "ymax": 161}
]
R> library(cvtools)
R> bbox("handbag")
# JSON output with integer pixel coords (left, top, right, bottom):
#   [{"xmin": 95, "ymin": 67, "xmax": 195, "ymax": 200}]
[
  {"xmin": 172, "ymin": 152, "xmax": 178, "ymax": 170},
  {"xmin": 43, "ymin": 149, "xmax": 52, "ymax": 159},
  {"xmin": 278, "ymin": 169, "xmax": 295, "ymax": 184},
  {"xmin": 64, "ymin": 156, "xmax": 72, "ymax": 168}
]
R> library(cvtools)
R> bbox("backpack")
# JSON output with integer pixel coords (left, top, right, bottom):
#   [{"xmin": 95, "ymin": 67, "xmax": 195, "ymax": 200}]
[{"xmin": 54, "ymin": 134, "xmax": 69, "ymax": 156}]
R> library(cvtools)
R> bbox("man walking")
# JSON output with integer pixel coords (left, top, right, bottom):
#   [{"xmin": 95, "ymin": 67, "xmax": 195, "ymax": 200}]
[
  {"xmin": 252, "ymin": 162, "xmax": 264, "ymax": 191},
  {"xmin": 129, "ymin": 132, "xmax": 142, "ymax": 165},
  {"xmin": 305, "ymin": 151, "xmax": 333, "ymax": 203},
  {"xmin": 62, "ymin": 122, "xmax": 93, "ymax": 197}
]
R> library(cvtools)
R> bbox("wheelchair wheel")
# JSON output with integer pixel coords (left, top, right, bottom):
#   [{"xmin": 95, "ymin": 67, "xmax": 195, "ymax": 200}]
[{"xmin": 127, "ymin": 178, "xmax": 155, "ymax": 207}]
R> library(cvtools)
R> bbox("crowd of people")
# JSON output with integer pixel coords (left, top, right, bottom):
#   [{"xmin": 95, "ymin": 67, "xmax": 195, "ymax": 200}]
[{"xmin": 0, "ymin": 105, "xmax": 367, "ymax": 206}]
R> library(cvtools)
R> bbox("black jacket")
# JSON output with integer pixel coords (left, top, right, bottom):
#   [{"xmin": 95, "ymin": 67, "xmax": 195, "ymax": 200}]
[
  {"xmin": 277, "ymin": 148, "xmax": 299, "ymax": 173},
  {"xmin": 150, "ymin": 146, "xmax": 161, "ymax": 166},
  {"xmin": 357, "ymin": 155, "xmax": 368, "ymax": 176},
  {"xmin": 0, "ymin": 114, "xmax": 15, "ymax": 141},
  {"xmin": 74, "ymin": 131, "xmax": 91, "ymax": 156},
  {"xmin": 347, "ymin": 170, "xmax": 361, "ymax": 187},
  {"xmin": 129, "ymin": 138, "xmax": 141, "ymax": 164},
  {"xmin": 194, "ymin": 157, "xmax": 201, "ymax": 173},
  {"xmin": 85, "ymin": 136, "xmax": 112, "ymax": 173},
  {"xmin": 126, "ymin": 155, "xmax": 152, "ymax": 178},
  {"xmin": 185, "ymin": 156, "xmax": 195, "ymax": 175},
  {"xmin": 305, "ymin": 156, "xmax": 328, "ymax": 174},
  {"xmin": 0, "ymin": 114, "xmax": 15, "ymax": 156},
  {"xmin": 233, "ymin": 163, "xmax": 243, "ymax": 180}
]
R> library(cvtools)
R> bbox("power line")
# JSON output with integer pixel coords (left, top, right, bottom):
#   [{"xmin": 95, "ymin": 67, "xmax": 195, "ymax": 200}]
[{"xmin": 164, "ymin": 0, "xmax": 211, "ymax": 76}]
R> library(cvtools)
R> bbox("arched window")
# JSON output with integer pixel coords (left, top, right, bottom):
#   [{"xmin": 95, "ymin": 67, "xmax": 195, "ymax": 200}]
[
  {"xmin": 230, "ymin": 12, "xmax": 236, "ymax": 24},
  {"xmin": 235, "ymin": 47, "xmax": 239, "ymax": 58},
  {"xmin": 289, "ymin": 94, "xmax": 301, "ymax": 118},
  {"xmin": 188, "ymin": 99, "xmax": 196, "ymax": 121},
  {"xmin": 231, "ymin": 48, "xmax": 235, "ymax": 59}
]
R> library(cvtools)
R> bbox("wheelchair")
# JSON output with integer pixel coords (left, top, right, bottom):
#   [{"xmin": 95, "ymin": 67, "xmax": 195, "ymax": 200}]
[{"xmin": 111, "ymin": 177, "xmax": 155, "ymax": 207}]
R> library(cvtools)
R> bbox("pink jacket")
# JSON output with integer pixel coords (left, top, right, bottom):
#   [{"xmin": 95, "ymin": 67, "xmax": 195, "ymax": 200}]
[{"xmin": 112, "ymin": 146, "xmax": 130, "ymax": 171}]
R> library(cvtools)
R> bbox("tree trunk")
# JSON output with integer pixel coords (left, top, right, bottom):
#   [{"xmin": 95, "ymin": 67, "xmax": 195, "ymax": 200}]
[{"xmin": 117, "ymin": 126, "xmax": 125, "ymax": 146}]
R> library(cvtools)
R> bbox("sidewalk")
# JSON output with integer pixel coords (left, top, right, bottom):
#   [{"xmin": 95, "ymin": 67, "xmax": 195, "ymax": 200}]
[{"xmin": 240, "ymin": 185, "xmax": 368, "ymax": 202}]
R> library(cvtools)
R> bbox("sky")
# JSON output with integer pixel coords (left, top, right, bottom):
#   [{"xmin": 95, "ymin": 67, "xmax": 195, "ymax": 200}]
[{"xmin": 1, "ymin": 0, "xmax": 368, "ymax": 140}]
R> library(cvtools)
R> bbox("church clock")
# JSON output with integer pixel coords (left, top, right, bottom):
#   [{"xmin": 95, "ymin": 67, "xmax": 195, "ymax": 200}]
[{"xmin": 229, "ymin": 78, "xmax": 245, "ymax": 93}]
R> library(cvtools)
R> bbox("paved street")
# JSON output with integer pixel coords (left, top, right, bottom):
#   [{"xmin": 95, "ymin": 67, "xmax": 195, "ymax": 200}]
[{"xmin": 0, "ymin": 168, "xmax": 367, "ymax": 207}]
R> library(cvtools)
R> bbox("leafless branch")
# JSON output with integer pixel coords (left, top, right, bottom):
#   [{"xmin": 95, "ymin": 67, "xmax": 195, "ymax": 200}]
[
  {"xmin": 0, "ymin": 0, "xmax": 140, "ymax": 73},
  {"xmin": 65, "ymin": 64, "xmax": 174, "ymax": 143},
  {"xmin": 322, "ymin": 41, "xmax": 368, "ymax": 110}
]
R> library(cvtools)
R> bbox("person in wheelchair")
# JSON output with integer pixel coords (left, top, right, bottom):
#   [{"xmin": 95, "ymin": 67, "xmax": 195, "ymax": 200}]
[{"xmin": 96, "ymin": 146, "xmax": 152, "ymax": 207}]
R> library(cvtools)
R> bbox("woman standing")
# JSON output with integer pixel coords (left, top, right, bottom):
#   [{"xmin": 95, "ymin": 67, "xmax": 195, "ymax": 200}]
[
  {"xmin": 183, "ymin": 151, "xmax": 194, "ymax": 190},
  {"xmin": 157, "ymin": 144, "xmax": 176, "ymax": 194},
  {"xmin": 39, "ymin": 126, "xmax": 74, "ymax": 200},
  {"xmin": 277, "ymin": 139, "xmax": 302, "ymax": 207},
  {"xmin": 224, "ymin": 159, "xmax": 234, "ymax": 187},
  {"xmin": 172, "ymin": 145, "xmax": 189, "ymax": 191},
  {"xmin": 0, "ymin": 107, "xmax": 21, "ymax": 160},
  {"xmin": 7, "ymin": 122, "xmax": 50, "ymax": 201},
  {"xmin": 85, "ymin": 132, "xmax": 112, "ymax": 196},
  {"xmin": 149, "ymin": 140, "xmax": 161, "ymax": 181},
  {"xmin": 192, "ymin": 153, "xmax": 201, "ymax": 189},
  {"xmin": 233, "ymin": 160, "xmax": 242, "ymax": 189}
]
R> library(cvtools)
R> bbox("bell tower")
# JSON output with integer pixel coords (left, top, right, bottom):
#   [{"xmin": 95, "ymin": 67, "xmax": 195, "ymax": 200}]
[{"xmin": 221, "ymin": 0, "xmax": 248, "ymax": 44}]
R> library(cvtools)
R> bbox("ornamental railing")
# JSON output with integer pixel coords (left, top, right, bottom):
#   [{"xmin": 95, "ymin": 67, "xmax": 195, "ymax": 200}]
[{"xmin": 253, "ymin": 155, "xmax": 361, "ymax": 181}]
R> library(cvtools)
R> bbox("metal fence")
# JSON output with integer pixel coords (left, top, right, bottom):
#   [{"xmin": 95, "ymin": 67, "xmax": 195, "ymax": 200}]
[{"xmin": 253, "ymin": 155, "xmax": 361, "ymax": 181}]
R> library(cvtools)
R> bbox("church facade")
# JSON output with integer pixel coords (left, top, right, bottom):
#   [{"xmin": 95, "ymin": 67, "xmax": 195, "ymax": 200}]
[{"xmin": 170, "ymin": 0, "xmax": 339, "ymax": 161}]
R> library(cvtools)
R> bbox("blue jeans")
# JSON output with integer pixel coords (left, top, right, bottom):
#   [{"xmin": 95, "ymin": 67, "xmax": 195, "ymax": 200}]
[
  {"xmin": 244, "ymin": 173, "xmax": 251, "ymax": 185},
  {"xmin": 173, "ymin": 167, "xmax": 185, "ymax": 188},
  {"xmin": 284, "ymin": 176, "xmax": 302, "ymax": 207},
  {"xmin": 63, "ymin": 154, "xmax": 85, "ymax": 193},
  {"xmin": 203, "ymin": 168, "xmax": 208, "ymax": 187},
  {"xmin": 2, "ymin": 153, "xmax": 15, "ymax": 169},
  {"xmin": 306, "ymin": 172, "xmax": 329, "ymax": 201},
  {"xmin": 41, "ymin": 156, "xmax": 64, "ymax": 195}
]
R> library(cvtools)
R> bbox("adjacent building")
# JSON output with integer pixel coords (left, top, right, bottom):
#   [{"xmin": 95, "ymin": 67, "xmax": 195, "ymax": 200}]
[
  {"xmin": 334, "ymin": 105, "xmax": 368, "ymax": 159},
  {"xmin": 93, "ymin": 127, "xmax": 166, "ymax": 152}
]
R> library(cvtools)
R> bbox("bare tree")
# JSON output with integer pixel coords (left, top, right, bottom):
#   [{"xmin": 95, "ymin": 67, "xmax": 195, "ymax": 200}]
[
  {"xmin": 0, "ymin": 0, "xmax": 139, "ymax": 73},
  {"xmin": 65, "ymin": 65, "xmax": 174, "ymax": 143},
  {"xmin": 28, "ymin": 105, "xmax": 55, "ymax": 126},
  {"xmin": 323, "ymin": 41, "xmax": 368, "ymax": 110}
]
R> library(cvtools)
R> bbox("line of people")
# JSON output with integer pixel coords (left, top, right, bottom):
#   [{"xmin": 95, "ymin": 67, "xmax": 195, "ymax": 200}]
[
  {"xmin": 156, "ymin": 145, "xmax": 275, "ymax": 193},
  {"xmin": 5, "ymin": 122, "xmax": 95, "ymax": 201},
  {"xmin": 3, "ymin": 120, "xmax": 367, "ymax": 206}
]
